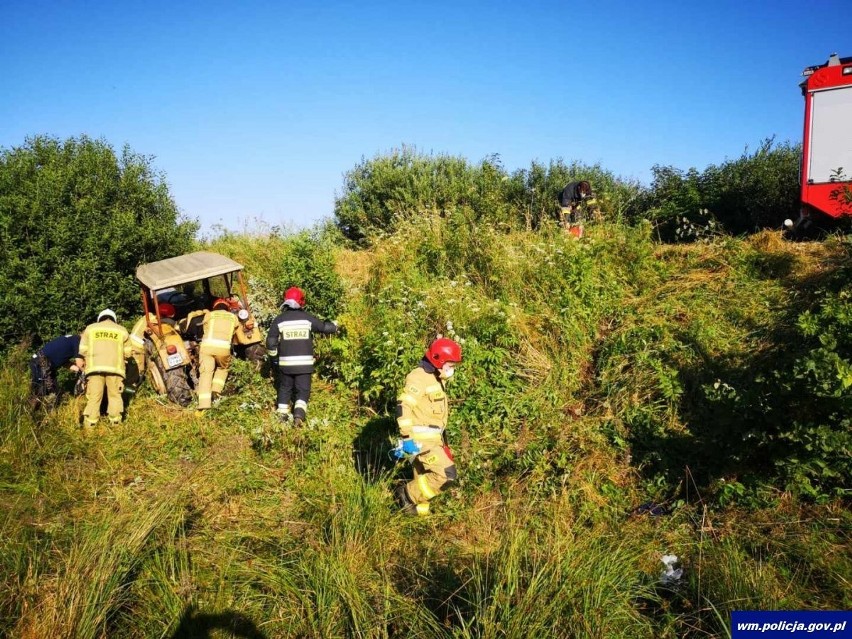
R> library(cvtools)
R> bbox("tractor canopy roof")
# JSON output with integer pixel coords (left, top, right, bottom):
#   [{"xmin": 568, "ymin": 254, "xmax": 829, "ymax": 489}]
[{"xmin": 136, "ymin": 251, "xmax": 244, "ymax": 292}]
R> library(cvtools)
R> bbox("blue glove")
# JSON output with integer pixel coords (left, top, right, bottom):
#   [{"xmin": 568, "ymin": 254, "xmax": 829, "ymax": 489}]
[
  {"xmin": 402, "ymin": 438, "xmax": 420, "ymax": 455},
  {"xmin": 391, "ymin": 438, "xmax": 421, "ymax": 459}
]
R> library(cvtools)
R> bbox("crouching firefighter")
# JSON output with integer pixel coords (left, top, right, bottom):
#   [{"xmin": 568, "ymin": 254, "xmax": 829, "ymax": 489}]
[
  {"xmin": 558, "ymin": 180, "xmax": 596, "ymax": 236},
  {"xmin": 29, "ymin": 333, "xmax": 83, "ymax": 409},
  {"xmin": 394, "ymin": 338, "xmax": 462, "ymax": 516},
  {"xmin": 128, "ymin": 302, "xmax": 177, "ymax": 394},
  {"xmin": 265, "ymin": 287, "xmax": 340, "ymax": 427}
]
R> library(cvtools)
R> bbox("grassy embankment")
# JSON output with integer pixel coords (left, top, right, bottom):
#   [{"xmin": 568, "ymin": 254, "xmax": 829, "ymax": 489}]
[{"xmin": 1, "ymin": 220, "xmax": 849, "ymax": 638}]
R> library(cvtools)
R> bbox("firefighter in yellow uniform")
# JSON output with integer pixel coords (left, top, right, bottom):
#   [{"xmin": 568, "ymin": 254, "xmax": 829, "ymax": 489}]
[
  {"xmin": 79, "ymin": 309, "xmax": 132, "ymax": 429},
  {"xmin": 128, "ymin": 303, "xmax": 178, "ymax": 375},
  {"xmin": 394, "ymin": 337, "xmax": 463, "ymax": 516},
  {"xmin": 195, "ymin": 298, "xmax": 238, "ymax": 416}
]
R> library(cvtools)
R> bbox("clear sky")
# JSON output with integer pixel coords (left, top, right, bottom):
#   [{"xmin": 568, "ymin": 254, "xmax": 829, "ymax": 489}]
[{"xmin": 1, "ymin": 1, "xmax": 849, "ymax": 235}]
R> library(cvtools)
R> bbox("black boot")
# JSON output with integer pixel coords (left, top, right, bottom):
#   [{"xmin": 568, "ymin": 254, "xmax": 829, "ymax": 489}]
[
  {"xmin": 293, "ymin": 416, "xmax": 304, "ymax": 428},
  {"xmin": 394, "ymin": 484, "xmax": 418, "ymax": 515}
]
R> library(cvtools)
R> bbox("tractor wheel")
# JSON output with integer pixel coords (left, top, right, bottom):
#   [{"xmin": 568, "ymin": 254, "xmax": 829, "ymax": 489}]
[
  {"xmin": 147, "ymin": 359, "xmax": 167, "ymax": 395},
  {"xmin": 163, "ymin": 367, "xmax": 194, "ymax": 407},
  {"xmin": 243, "ymin": 343, "xmax": 266, "ymax": 368}
]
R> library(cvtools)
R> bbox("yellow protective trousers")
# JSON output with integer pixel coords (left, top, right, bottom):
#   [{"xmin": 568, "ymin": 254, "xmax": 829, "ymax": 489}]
[
  {"xmin": 559, "ymin": 206, "xmax": 572, "ymax": 229},
  {"xmin": 197, "ymin": 351, "xmax": 231, "ymax": 409},
  {"xmin": 405, "ymin": 442, "xmax": 457, "ymax": 505},
  {"xmin": 83, "ymin": 373, "xmax": 124, "ymax": 426}
]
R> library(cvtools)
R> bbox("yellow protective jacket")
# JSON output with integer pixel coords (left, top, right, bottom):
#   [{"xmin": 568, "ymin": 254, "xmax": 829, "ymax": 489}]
[
  {"xmin": 396, "ymin": 364, "xmax": 449, "ymax": 445},
  {"xmin": 79, "ymin": 319, "xmax": 132, "ymax": 377},
  {"xmin": 200, "ymin": 310, "xmax": 238, "ymax": 357}
]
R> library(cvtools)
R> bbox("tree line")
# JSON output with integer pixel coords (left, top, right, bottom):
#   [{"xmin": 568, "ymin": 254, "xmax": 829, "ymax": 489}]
[{"xmin": 1, "ymin": 134, "xmax": 802, "ymax": 349}]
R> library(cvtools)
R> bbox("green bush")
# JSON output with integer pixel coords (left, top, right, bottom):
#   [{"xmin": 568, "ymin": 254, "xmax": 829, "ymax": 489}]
[
  {"xmin": 708, "ymin": 139, "xmax": 800, "ymax": 232},
  {"xmin": 764, "ymin": 259, "xmax": 851, "ymax": 497},
  {"xmin": 644, "ymin": 139, "xmax": 801, "ymax": 239},
  {"xmin": 205, "ymin": 222, "xmax": 345, "ymax": 327},
  {"xmin": 334, "ymin": 148, "xmax": 512, "ymax": 244},
  {"xmin": 694, "ymin": 239, "xmax": 851, "ymax": 500},
  {"xmin": 333, "ymin": 148, "xmax": 644, "ymax": 244},
  {"xmin": 0, "ymin": 135, "xmax": 198, "ymax": 349},
  {"xmin": 519, "ymin": 158, "xmax": 646, "ymax": 228}
]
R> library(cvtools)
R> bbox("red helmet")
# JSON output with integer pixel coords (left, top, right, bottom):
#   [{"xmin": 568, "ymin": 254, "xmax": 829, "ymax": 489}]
[
  {"xmin": 284, "ymin": 287, "xmax": 306, "ymax": 308},
  {"xmin": 212, "ymin": 298, "xmax": 231, "ymax": 311},
  {"xmin": 426, "ymin": 338, "xmax": 462, "ymax": 367},
  {"xmin": 158, "ymin": 302, "xmax": 176, "ymax": 318}
]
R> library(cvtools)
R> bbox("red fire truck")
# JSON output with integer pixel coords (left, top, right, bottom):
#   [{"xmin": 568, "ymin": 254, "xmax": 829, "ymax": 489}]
[{"xmin": 785, "ymin": 53, "xmax": 852, "ymax": 235}]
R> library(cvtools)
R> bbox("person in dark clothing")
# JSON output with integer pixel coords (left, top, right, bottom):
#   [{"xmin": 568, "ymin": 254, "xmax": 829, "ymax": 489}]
[
  {"xmin": 29, "ymin": 334, "xmax": 83, "ymax": 406},
  {"xmin": 265, "ymin": 287, "xmax": 341, "ymax": 426},
  {"xmin": 558, "ymin": 180, "xmax": 595, "ymax": 233}
]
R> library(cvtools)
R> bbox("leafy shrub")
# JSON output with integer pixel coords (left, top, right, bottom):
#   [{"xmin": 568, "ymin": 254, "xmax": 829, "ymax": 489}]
[
  {"xmin": 597, "ymin": 230, "xmax": 850, "ymax": 501},
  {"xmin": 334, "ymin": 148, "xmax": 512, "ymax": 244},
  {"xmin": 205, "ymin": 223, "xmax": 345, "ymax": 327},
  {"xmin": 0, "ymin": 135, "xmax": 198, "ymax": 349},
  {"xmin": 520, "ymin": 158, "xmax": 646, "ymax": 228},
  {"xmin": 333, "ymin": 148, "xmax": 644, "ymax": 244},
  {"xmin": 771, "ymin": 267, "xmax": 851, "ymax": 497},
  {"xmin": 706, "ymin": 138, "xmax": 801, "ymax": 233},
  {"xmin": 697, "ymin": 243, "xmax": 850, "ymax": 500},
  {"xmin": 643, "ymin": 139, "xmax": 801, "ymax": 239}
]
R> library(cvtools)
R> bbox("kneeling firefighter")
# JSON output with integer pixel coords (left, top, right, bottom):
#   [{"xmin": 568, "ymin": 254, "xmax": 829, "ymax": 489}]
[
  {"xmin": 394, "ymin": 337, "xmax": 462, "ymax": 516},
  {"xmin": 128, "ymin": 302, "xmax": 177, "ymax": 392}
]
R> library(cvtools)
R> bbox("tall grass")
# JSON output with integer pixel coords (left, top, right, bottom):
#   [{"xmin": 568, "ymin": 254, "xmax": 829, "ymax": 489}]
[
  {"xmin": 1, "ymin": 222, "xmax": 848, "ymax": 638},
  {"xmin": 447, "ymin": 519, "xmax": 658, "ymax": 639},
  {"xmin": 17, "ymin": 491, "xmax": 188, "ymax": 638}
]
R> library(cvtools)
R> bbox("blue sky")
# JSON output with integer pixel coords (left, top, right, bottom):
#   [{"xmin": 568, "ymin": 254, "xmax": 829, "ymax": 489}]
[{"xmin": 1, "ymin": 1, "xmax": 849, "ymax": 235}]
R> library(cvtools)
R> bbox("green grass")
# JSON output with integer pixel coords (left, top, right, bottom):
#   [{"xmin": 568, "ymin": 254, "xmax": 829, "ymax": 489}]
[{"xmin": 1, "ymin": 222, "xmax": 849, "ymax": 638}]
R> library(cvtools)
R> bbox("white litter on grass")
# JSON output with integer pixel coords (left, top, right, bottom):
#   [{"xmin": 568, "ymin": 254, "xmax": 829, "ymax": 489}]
[{"xmin": 660, "ymin": 554, "xmax": 683, "ymax": 585}]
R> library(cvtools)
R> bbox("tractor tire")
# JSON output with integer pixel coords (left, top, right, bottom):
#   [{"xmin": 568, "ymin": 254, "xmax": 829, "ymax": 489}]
[
  {"xmin": 243, "ymin": 343, "xmax": 266, "ymax": 368},
  {"xmin": 146, "ymin": 359, "xmax": 167, "ymax": 395},
  {"xmin": 163, "ymin": 367, "xmax": 194, "ymax": 407},
  {"xmin": 144, "ymin": 339, "xmax": 164, "ymax": 393},
  {"xmin": 147, "ymin": 359, "xmax": 193, "ymax": 407}
]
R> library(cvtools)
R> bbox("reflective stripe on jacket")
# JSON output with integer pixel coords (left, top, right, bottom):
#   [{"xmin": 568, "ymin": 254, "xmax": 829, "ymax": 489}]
[
  {"xmin": 265, "ymin": 308, "xmax": 338, "ymax": 374},
  {"xmin": 79, "ymin": 320, "xmax": 131, "ymax": 377},
  {"xmin": 200, "ymin": 310, "xmax": 238, "ymax": 356},
  {"xmin": 396, "ymin": 364, "xmax": 448, "ymax": 441}
]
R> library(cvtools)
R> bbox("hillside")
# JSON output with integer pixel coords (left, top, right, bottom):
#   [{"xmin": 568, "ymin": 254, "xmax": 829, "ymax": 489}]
[{"xmin": 1, "ymin": 220, "xmax": 850, "ymax": 638}]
